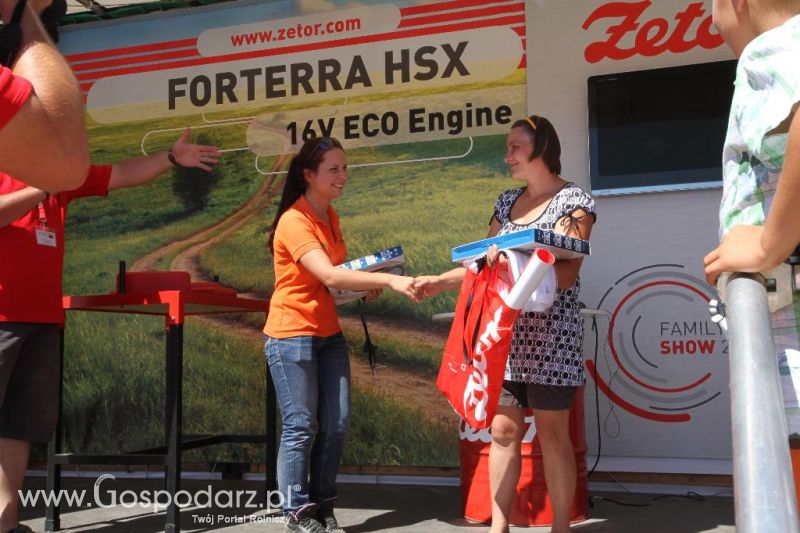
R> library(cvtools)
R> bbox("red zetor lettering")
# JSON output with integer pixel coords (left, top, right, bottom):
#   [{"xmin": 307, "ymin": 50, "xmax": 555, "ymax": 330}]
[{"xmin": 582, "ymin": 0, "xmax": 724, "ymax": 63}]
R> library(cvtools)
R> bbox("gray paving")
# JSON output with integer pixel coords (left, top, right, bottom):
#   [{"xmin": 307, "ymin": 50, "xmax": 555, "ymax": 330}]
[{"xmin": 18, "ymin": 477, "xmax": 735, "ymax": 532}]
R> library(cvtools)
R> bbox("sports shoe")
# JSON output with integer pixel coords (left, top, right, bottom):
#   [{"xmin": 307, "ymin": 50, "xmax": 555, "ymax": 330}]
[
  {"xmin": 284, "ymin": 506, "xmax": 326, "ymax": 533},
  {"xmin": 318, "ymin": 508, "xmax": 346, "ymax": 533},
  {"xmin": 7, "ymin": 526, "xmax": 35, "ymax": 533}
]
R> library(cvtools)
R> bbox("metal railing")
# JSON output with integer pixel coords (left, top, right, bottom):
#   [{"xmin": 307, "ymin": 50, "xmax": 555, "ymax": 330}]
[{"xmin": 724, "ymin": 272, "xmax": 799, "ymax": 532}]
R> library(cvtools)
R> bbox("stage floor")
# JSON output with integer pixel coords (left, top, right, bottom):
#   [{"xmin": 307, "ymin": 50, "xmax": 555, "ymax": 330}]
[{"xmin": 18, "ymin": 476, "xmax": 735, "ymax": 532}]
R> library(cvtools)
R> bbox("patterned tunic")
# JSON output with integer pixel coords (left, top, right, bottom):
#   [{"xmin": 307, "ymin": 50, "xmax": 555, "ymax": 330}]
[
  {"xmin": 717, "ymin": 14, "xmax": 800, "ymax": 435},
  {"xmin": 493, "ymin": 183, "xmax": 596, "ymax": 386}
]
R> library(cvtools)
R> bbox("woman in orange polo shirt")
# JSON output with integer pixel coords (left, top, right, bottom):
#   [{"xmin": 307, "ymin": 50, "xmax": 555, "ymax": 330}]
[{"xmin": 264, "ymin": 137, "xmax": 416, "ymax": 533}]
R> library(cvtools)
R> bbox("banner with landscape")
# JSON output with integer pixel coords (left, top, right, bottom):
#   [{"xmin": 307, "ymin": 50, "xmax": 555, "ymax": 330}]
[{"xmin": 57, "ymin": 0, "xmax": 527, "ymax": 468}]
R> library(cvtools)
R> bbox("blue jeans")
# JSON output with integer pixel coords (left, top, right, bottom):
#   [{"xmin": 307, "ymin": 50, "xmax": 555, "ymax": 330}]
[{"xmin": 265, "ymin": 333, "xmax": 351, "ymax": 513}]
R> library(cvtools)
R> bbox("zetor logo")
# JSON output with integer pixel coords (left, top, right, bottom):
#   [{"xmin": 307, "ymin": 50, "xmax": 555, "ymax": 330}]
[{"xmin": 582, "ymin": 0, "xmax": 724, "ymax": 63}]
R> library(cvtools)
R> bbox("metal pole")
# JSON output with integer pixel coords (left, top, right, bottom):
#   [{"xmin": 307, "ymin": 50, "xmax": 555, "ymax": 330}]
[
  {"xmin": 45, "ymin": 329, "xmax": 65, "ymax": 532},
  {"xmin": 165, "ymin": 323, "xmax": 183, "ymax": 533},
  {"xmin": 726, "ymin": 273, "xmax": 799, "ymax": 533}
]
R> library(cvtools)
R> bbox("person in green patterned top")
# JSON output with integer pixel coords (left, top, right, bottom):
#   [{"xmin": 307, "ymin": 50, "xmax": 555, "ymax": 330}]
[{"xmin": 704, "ymin": 0, "xmax": 800, "ymax": 435}]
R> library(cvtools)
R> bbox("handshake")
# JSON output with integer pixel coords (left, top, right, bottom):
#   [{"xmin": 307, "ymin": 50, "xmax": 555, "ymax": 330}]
[
  {"xmin": 0, "ymin": 0, "xmax": 67, "ymax": 67},
  {"xmin": 380, "ymin": 246, "xmax": 508, "ymax": 302},
  {"xmin": 364, "ymin": 247, "xmax": 512, "ymax": 303},
  {"xmin": 376, "ymin": 273, "xmax": 452, "ymax": 303}
]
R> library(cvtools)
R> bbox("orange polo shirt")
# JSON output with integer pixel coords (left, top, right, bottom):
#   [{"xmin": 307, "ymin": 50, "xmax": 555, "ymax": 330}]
[{"xmin": 264, "ymin": 195, "xmax": 347, "ymax": 338}]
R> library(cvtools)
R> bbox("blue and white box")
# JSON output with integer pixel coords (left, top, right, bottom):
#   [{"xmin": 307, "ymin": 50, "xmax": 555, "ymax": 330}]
[
  {"xmin": 331, "ymin": 246, "xmax": 406, "ymax": 305},
  {"xmin": 451, "ymin": 229, "xmax": 589, "ymax": 263}
]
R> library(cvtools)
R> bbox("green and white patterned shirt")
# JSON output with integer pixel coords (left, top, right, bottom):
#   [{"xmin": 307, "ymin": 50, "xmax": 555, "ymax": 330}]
[
  {"xmin": 718, "ymin": 14, "xmax": 800, "ymax": 436},
  {"xmin": 719, "ymin": 14, "xmax": 800, "ymax": 235}
]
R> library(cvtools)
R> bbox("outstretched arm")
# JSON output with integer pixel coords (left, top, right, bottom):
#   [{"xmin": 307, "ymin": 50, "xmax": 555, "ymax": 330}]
[
  {"xmin": 109, "ymin": 128, "xmax": 221, "ymax": 191},
  {"xmin": 299, "ymin": 248, "xmax": 417, "ymax": 300},
  {"xmin": 705, "ymin": 109, "xmax": 800, "ymax": 284},
  {"xmin": 414, "ymin": 267, "xmax": 466, "ymax": 300},
  {"xmin": 0, "ymin": 0, "xmax": 89, "ymax": 191},
  {"xmin": 1, "ymin": 129, "xmax": 221, "ymax": 227},
  {"xmin": 414, "ymin": 217, "xmax": 504, "ymax": 299}
]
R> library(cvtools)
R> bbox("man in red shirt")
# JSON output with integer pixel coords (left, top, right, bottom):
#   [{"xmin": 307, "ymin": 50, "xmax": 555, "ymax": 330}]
[
  {"xmin": 0, "ymin": 0, "xmax": 89, "ymax": 192},
  {"xmin": 0, "ymin": 129, "xmax": 221, "ymax": 533}
]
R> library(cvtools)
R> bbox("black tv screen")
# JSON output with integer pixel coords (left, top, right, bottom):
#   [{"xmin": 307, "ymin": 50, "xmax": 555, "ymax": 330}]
[{"xmin": 587, "ymin": 60, "xmax": 736, "ymax": 195}]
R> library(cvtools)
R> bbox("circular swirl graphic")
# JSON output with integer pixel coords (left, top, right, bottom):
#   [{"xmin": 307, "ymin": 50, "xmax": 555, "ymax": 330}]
[{"xmin": 588, "ymin": 264, "xmax": 725, "ymax": 422}]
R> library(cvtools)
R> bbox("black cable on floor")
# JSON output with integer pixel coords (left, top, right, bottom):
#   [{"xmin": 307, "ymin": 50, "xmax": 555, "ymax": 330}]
[
  {"xmin": 589, "ymin": 315, "xmax": 601, "ymax": 477},
  {"xmin": 591, "ymin": 491, "xmax": 706, "ymax": 507},
  {"xmin": 584, "ymin": 317, "xmax": 712, "ymax": 511}
]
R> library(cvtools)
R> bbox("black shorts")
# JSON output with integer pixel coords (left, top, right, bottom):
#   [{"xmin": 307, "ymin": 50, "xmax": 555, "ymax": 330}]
[
  {"xmin": 0, "ymin": 323, "xmax": 60, "ymax": 441},
  {"xmin": 498, "ymin": 380, "xmax": 578, "ymax": 411}
]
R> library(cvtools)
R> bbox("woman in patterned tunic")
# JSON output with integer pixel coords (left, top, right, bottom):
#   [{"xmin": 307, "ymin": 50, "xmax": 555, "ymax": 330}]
[{"xmin": 416, "ymin": 116, "xmax": 596, "ymax": 533}]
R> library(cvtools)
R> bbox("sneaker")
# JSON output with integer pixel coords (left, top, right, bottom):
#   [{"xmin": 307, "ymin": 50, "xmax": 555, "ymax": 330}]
[
  {"xmin": 318, "ymin": 509, "xmax": 346, "ymax": 533},
  {"xmin": 7, "ymin": 526, "xmax": 35, "ymax": 533},
  {"xmin": 284, "ymin": 508, "xmax": 326, "ymax": 533}
]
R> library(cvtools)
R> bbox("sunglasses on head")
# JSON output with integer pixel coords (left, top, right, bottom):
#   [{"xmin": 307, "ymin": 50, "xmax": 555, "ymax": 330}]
[{"xmin": 307, "ymin": 137, "xmax": 340, "ymax": 158}]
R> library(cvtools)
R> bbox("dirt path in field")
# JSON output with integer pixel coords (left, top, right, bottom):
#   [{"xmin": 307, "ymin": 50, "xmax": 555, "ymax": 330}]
[
  {"xmin": 131, "ymin": 154, "xmax": 289, "ymax": 273},
  {"xmin": 200, "ymin": 313, "xmax": 455, "ymax": 427},
  {"xmin": 129, "ymin": 152, "xmax": 455, "ymax": 426}
]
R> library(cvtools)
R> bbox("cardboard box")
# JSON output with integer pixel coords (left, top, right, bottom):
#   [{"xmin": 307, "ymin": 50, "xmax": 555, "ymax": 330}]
[
  {"xmin": 451, "ymin": 229, "xmax": 590, "ymax": 263},
  {"xmin": 331, "ymin": 246, "xmax": 406, "ymax": 305}
]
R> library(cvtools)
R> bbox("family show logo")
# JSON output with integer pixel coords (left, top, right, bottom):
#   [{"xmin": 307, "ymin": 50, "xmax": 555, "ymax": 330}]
[
  {"xmin": 589, "ymin": 264, "xmax": 726, "ymax": 422},
  {"xmin": 582, "ymin": 0, "xmax": 724, "ymax": 63}
]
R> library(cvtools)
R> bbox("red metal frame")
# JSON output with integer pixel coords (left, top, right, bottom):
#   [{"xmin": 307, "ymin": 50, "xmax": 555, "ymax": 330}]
[
  {"xmin": 48, "ymin": 290, "xmax": 272, "ymax": 533},
  {"xmin": 63, "ymin": 290, "xmax": 267, "ymax": 325}
]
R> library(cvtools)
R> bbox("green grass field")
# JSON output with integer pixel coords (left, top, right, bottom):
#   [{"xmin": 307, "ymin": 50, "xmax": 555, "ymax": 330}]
[{"xmin": 59, "ymin": 315, "xmax": 458, "ymax": 465}]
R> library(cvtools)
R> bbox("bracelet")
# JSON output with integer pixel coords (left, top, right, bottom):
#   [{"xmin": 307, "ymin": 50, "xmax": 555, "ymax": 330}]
[{"xmin": 167, "ymin": 150, "xmax": 185, "ymax": 169}]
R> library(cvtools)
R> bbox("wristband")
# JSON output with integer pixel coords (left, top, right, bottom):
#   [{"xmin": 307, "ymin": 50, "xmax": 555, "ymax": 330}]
[{"xmin": 167, "ymin": 150, "xmax": 185, "ymax": 169}]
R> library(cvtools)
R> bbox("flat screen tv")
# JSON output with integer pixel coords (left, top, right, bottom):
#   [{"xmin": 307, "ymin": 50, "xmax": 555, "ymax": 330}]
[{"xmin": 587, "ymin": 60, "xmax": 737, "ymax": 195}]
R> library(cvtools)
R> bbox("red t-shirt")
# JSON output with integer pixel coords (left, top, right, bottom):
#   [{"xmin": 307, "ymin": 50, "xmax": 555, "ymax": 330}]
[
  {"xmin": 0, "ymin": 165, "xmax": 111, "ymax": 324},
  {"xmin": 0, "ymin": 66, "xmax": 32, "ymax": 129}
]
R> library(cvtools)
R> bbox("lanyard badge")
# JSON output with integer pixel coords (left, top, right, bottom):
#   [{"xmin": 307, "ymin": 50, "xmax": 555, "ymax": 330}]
[{"xmin": 34, "ymin": 201, "xmax": 57, "ymax": 247}]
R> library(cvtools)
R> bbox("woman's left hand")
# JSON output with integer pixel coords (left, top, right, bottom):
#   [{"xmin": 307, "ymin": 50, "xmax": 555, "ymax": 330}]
[
  {"xmin": 365, "ymin": 289, "xmax": 383, "ymax": 302},
  {"xmin": 486, "ymin": 245, "xmax": 507, "ymax": 266}
]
